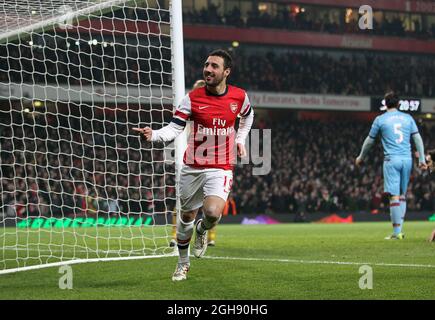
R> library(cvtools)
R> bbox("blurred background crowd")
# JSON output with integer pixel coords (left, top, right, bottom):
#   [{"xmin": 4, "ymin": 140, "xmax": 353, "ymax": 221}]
[
  {"xmin": 183, "ymin": 3, "xmax": 435, "ymax": 39},
  {"xmin": 2, "ymin": 43, "xmax": 434, "ymax": 97},
  {"xmin": 1, "ymin": 112, "xmax": 433, "ymax": 218},
  {"xmin": 233, "ymin": 117, "xmax": 435, "ymax": 215},
  {"xmin": 1, "ymin": 0, "xmax": 434, "ymax": 219}
]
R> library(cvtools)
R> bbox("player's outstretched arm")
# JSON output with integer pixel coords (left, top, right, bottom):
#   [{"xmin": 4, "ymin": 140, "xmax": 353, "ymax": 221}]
[
  {"xmin": 132, "ymin": 122, "xmax": 184, "ymax": 142},
  {"xmin": 133, "ymin": 94, "xmax": 190, "ymax": 142},
  {"xmin": 355, "ymin": 136, "xmax": 375, "ymax": 166}
]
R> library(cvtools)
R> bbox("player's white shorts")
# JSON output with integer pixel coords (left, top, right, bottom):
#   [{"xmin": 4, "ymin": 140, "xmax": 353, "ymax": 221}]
[{"xmin": 179, "ymin": 165, "xmax": 233, "ymax": 212}]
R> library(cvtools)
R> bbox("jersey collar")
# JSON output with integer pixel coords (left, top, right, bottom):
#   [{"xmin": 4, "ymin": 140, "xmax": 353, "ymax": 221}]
[{"xmin": 205, "ymin": 85, "xmax": 228, "ymax": 97}]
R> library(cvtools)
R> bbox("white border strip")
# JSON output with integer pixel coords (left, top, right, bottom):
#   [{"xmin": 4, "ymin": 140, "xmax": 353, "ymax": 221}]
[
  {"xmin": 0, "ymin": 253, "xmax": 177, "ymax": 275},
  {"xmin": 2, "ymin": 253, "xmax": 434, "ymax": 275},
  {"xmin": 202, "ymin": 256, "xmax": 435, "ymax": 269}
]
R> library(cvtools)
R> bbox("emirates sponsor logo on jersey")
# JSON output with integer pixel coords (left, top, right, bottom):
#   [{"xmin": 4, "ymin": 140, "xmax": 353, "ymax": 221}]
[
  {"xmin": 230, "ymin": 102, "xmax": 238, "ymax": 113},
  {"xmin": 197, "ymin": 124, "xmax": 234, "ymax": 136}
]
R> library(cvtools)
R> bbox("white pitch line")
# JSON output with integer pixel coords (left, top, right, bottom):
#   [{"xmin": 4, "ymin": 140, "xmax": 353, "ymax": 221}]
[
  {"xmin": 3, "ymin": 246, "xmax": 147, "ymax": 255},
  {"xmin": 0, "ymin": 254, "xmax": 177, "ymax": 275},
  {"xmin": 203, "ymin": 255, "xmax": 435, "ymax": 269},
  {"xmin": 1, "ymin": 251, "xmax": 434, "ymax": 273}
]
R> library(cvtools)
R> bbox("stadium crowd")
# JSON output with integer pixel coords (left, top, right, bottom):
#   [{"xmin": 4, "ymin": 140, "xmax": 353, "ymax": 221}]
[
  {"xmin": 1, "ymin": 42, "xmax": 434, "ymax": 98},
  {"xmin": 232, "ymin": 117, "xmax": 435, "ymax": 215},
  {"xmin": 0, "ymin": 2, "xmax": 434, "ymax": 218},
  {"xmin": 0, "ymin": 39, "xmax": 172, "ymax": 87},
  {"xmin": 184, "ymin": 45, "xmax": 435, "ymax": 97},
  {"xmin": 0, "ymin": 112, "xmax": 433, "ymax": 218},
  {"xmin": 183, "ymin": 3, "xmax": 435, "ymax": 39},
  {"xmin": 85, "ymin": 1, "xmax": 435, "ymax": 40},
  {"xmin": 0, "ymin": 112, "xmax": 176, "ymax": 218}
]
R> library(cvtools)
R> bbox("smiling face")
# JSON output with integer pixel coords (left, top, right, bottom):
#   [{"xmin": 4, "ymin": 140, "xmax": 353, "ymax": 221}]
[{"xmin": 203, "ymin": 55, "xmax": 230, "ymax": 87}]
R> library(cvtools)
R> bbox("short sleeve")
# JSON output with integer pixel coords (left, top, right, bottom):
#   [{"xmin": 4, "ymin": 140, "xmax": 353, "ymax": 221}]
[
  {"xmin": 239, "ymin": 92, "xmax": 252, "ymax": 118},
  {"xmin": 172, "ymin": 94, "xmax": 191, "ymax": 127},
  {"xmin": 410, "ymin": 117, "xmax": 419, "ymax": 135},
  {"xmin": 368, "ymin": 117, "xmax": 380, "ymax": 139}
]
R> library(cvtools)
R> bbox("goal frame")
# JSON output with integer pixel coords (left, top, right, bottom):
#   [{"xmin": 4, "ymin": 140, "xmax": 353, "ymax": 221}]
[{"xmin": 0, "ymin": 0, "xmax": 185, "ymax": 275}]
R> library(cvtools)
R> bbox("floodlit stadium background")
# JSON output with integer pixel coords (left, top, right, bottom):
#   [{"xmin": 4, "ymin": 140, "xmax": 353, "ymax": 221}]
[{"xmin": 0, "ymin": 0, "xmax": 434, "ymax": 300}]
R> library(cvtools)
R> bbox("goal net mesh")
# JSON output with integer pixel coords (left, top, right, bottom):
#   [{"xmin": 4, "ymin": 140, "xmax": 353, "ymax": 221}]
[{"xmin": 0, "ymin": 0, "xmax": 177, "ymax": 272}]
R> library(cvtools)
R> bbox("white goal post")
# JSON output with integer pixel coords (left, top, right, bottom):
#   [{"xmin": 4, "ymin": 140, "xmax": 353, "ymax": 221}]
[{"xmin": 0, "ymin": 0, "xmax": 185, "ymax": 274}]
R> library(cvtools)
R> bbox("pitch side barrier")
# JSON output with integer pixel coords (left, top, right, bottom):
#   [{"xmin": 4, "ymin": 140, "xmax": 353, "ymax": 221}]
[
  {"xmin": 3, "ymin": 211, "xmax": 433, "ymax": 228},
  {"xmin": 1, "ymin": 215, "xmax": 167, "ymax": 228}
]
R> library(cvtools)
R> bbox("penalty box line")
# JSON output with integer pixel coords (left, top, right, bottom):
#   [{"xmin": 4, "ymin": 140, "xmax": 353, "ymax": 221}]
[{"xmin": 203, "ymin": 255, "xmax": 435, "ymax": 269}]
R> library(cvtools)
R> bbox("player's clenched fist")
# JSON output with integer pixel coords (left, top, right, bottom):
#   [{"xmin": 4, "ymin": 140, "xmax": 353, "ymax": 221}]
[{"xmin": 133, "ymin": 127, "xmax": 153, "ymax": 141}]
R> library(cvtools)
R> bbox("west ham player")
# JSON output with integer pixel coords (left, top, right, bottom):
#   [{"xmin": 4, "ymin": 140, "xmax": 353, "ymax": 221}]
[
  {"xmin": 355, "ymin": 92, "xmax": 427, "ymax": 240},
  {"xmin": 134, "ymin": 50, "xmax": 254, "ymax": 280}
]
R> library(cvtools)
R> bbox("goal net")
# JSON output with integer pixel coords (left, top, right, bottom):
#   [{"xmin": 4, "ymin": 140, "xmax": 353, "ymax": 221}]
[{"xmin": 0, "ymin": 0, "xmax": 183, "ymax": 274}]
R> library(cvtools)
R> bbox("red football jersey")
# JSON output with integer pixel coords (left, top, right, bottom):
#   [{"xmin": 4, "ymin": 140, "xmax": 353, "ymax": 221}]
[{"xmin": 173, "ymin": 85, "xmax": 252, "ymax": 170}]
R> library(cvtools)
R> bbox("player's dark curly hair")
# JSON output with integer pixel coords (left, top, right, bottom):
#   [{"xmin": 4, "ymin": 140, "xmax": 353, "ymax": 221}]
[
  {"xmin": 384, "ymin": 91, "xmax": 399, "ymax": 108},
  {"xmin": 208, "ymin": 49, "xmax": 233, "ymax": 70}
]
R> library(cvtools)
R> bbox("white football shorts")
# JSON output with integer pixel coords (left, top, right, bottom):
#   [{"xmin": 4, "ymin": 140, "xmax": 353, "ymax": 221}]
[{"xmin": 179, "ymin": 165, "xmax": 233, "ymax": 212}]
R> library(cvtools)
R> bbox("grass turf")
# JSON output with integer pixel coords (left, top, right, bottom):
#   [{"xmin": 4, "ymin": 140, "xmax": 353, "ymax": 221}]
[{"xmin": 0, "ymin": 221, "xmax": 434, "ymax": 300}]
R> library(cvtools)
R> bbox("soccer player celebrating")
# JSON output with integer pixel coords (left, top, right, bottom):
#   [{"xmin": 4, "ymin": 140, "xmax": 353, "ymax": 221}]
[
  {"xmin": 134, "ymin": 49, "xmax": 254, "ymax": 280},
  {"xmin": 355, "ymin": 92, "xmax": 427, "ymax": 240},
  {"xmin": 169, "ymin": 79, "xmax": 207, "ymax": 249}
]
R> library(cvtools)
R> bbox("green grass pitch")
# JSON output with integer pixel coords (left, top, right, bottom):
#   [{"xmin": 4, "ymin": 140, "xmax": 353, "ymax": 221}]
[{"xmin": 0, "ymin": 221, "xmax": 434, "ymax": 300}]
